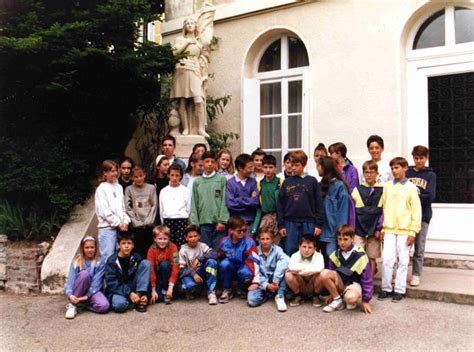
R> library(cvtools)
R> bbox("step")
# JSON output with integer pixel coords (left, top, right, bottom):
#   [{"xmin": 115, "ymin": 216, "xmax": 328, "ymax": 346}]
[
  {"xmin": 374, "ymin": 266, "xmax": 474, "ymax": 305},
  {"xmin": 421, "ymin": 253, "xmax": 474, "ymax": 270}
]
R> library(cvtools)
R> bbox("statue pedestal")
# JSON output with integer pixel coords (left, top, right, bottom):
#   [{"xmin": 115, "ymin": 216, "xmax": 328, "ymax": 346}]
[{"xmin": 174, "ymin": 134, "xmax": 208, "ymax": 161}]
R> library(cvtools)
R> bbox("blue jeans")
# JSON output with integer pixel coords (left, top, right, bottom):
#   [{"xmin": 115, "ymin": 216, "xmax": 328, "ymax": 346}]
[
  {"xmin": 413, "ymin": 222, "xmax": 429, "ymax": 276},
  {"xmin": 247, "ymin": 275, "xmax": 287, "ymax": 307},
  {"xmin": 200, "ymin": 224, "xmax": 226, "ymax": 250},
  {"xmin": 284, "ymin": 221, "xmax": 316, "ymax": 256},
  {"xmin": 98, "ymin": 227, "xmax": 118, "ymax": 260},
  {"xmin": 110, "ymin": 260, "xmax": 151, "ymax": 312},
  {"xmin": 219, "ymin": 258, "xmax": 253, "ymax": 290},
  {"xmin": 154, "ymin": 261, "xmax": 172, "ymax": 301},
  {"xmin": 181, "ymin": 258, "xmax": 218, "ymax": 294}
]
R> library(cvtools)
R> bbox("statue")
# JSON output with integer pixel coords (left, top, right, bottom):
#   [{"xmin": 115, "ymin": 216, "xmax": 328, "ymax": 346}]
[{"xmin": 170, "ymin": 3, "xmax": 215, "ymax": 138}]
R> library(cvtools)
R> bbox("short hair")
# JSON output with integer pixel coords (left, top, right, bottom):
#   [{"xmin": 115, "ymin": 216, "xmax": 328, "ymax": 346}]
[
  {"xmin": 169, "ymin": 164, "xmax": 184, "ymax": 178},
  {"xmin": 362, "ymin": 160, "xmax": 378, "ymax": 172},
  {"xmin": 228, "ymin": 215, "xmax": 247, "ymax": 230},
  {"xmin": 184, "ymin": 224, "xmax": 200, "ymax": 237},
  {"xmin": 131, "ymin": 165, "xmax": 146, "ymax": 177},
  {"xmin": 283, "ymin": 152, "xmax": 292, "ymax": 163},
  {"xmin": 117, "ymin": 232, "xmax": 135, "ymax": 243},
  {"xmin": 235, "ymin": 153, "xmax": 253, "ymax": 171},
  {"xmin": 337, "ymin": 224, "xmax": 355, "ymax": 237},
  {"xmin": 262, "ymin": 154, "xmax": 277, "ymax": 166},
  {"xmin": 366, "ymin": 135, "xmax": 384, "ymax": 149},
  {"xmin": 201, "ymin": 150, "xmax": 217, "ymax": 161},
  {"xmin": 389, "ymin": 157, "xmax": 408, "ymax": 168},
  {"xmin": 192, "ymin": 143, "xmax": 207, "ymax": 154},
  {"xmin": 251, "ymin": 148, "xmax": 266, "ymax": 158},
  {"xmin": 152, "ymin": 225, "xmax": 170, "ymax": 238},
  {"xmin": 299, "ymin": 235, "xmax": 316, "ymax": 247},
  {"xmin": 161, "ymin": 135, "xmax": 176, "ymax": 147},
  {"xmin": 119, "ymin": 156, "xmax": 135, "ymax": 168},
  {"xmin": 314, "ymin": 143, "xmax": 327, "ymax": 154},
  {"xmin": 258, "ymin": 226, "xmax": 274, "ymax": 239},
  {"xmin": 290, "ymin": 150, "xmax": 308, "ymax": 166},
  {"xmin": 328, "ymin": 142, "xmax": 347, "ymax": 158},
  {"xmin": 412, "ymin": 145, "xmax": 429, "ymax": 157}
]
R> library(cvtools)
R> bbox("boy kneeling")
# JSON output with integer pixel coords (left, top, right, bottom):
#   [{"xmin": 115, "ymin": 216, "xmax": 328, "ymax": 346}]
[
  {"xmin": 105, "ymin": 232, "xmax": 151, "ymax": 313},
  {"xmin": 317, "ymin": 225, "xmax": 373, "ymax": 313},
  {"xmin": 179, "ymin": 225, "xmax": 219, "ymax": 305},
  {"xmin": 285, "ymin": 235, "xmax": 324, "ymax": 307},
  {"xmin": 247, "ymin": 227, "xmax": 289, "ymax": 312}
]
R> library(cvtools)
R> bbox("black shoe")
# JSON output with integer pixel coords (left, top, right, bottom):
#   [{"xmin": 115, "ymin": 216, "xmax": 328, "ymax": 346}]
[
  {"xmin": 377, "ymin": 290, "xmax": 392, "ymax": 301},
  {"xmin": 135, "ymin": 304, "xmax": 147, "ymax": 313},
  {"xmin": 391, "ymin": 292, "xmax": 403, "ymax": 302}
]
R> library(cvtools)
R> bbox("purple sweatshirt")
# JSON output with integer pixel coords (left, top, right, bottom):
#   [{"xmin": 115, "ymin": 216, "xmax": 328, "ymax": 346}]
[
  {"xmin": 226, "ymin": 175, "xmax": 259, "ymax": 223},
  {"xmin": 342, "ymin": 160, "xmax": 360, "ymax": 192}
]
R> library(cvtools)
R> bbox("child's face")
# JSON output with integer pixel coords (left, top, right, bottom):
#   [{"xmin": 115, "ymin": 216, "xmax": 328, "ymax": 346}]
[
  {"xmin": 230, "ymin": 225, "xmax": 247, "ymax": 241},
  {"xmin": 292, "ymin": 162, "xmax": 305, "ymax": 176},
  {"xmin": 118, "ymin": 239, "xmax": 134, "ymax": 257},
  {"xmin": 104, "ymin": 167, "xmax": 118, "ymax": 183},
  {"xmin": 186, "ymin": 231, "xmax": 200, "ymax": 248},
  {"xmin": 157, "ymin": 159, "xmax": 170, "ymax": 177},
  {"xmin": 154, "ymin": 232, "xmax": 169, "ymax": 249},
  {"xmin": 314, "ymin": 150, "xmax": 326, "ymax": 163},
  {"xmin": 329, "ymin": 151, "xmax": 342, "ymax": 163},
  {"xmin": 262, "ymin": 164, "xmax": 276, "ymax": 179},
  {"xmin": 253, "ymin": 155, "xmax": 264, "ymax": 172},
  {"xmin": 120, "ymin": 161, "xmax": 132, "ymax": 180},
  {"xmin": 259, "ymin": 232, "xmax": 273, "ymax": 250},
  {"xmin": 83, "ymin": 240, "xmax": 96, "ymax": 260},
  {"xmin": 363, "ymin": 168, "xmax": 378, "ymax": 185},
  {"xmin": 391, "ymin": 164, "xmax": 408, "ymax": 181},
  {"xmin": 368, "ymin": 142, "xmax": 383, "ymax": 161},
  {"xmin": 202, "ymin": 158, "xmax": 217, "ymax": 175},
  {"xmin": 132, "ymin": 171, "xmax": 146, "ymax": 187},
  {"xmin": 239, "ymin": 161, "xmax": 254, "ymax": 178},
  {"xmin": 193, "ymin": 160, "xmax": 204, "ymax": 174},
  {"xmin": 299, "ymin": 241, "xmax": 316, "ymax": 258},
  {"xmin": 413, "ymin": 155, "xmax": 428, "ymax": 170},
  {"xmin": 169, "ymin": 169, "xmax": 182, "ymax": 187},
  {"xmin": 337, "ymin": 235, "xmax": 353, "ymax": 252},
  {"xmin": 218, "ymin": 153, "xmax": 231, "ymax": 170},
  {"xmin": 283, "ymin": 159, "xmax": 292, "ymax": 174},
  {"xmin": 161, "ymin": 140, "xmax": 175, "ymax": 157},
  {"xmin": 194, "ymin": 146, "xmax": 206, "ymax": 157}
]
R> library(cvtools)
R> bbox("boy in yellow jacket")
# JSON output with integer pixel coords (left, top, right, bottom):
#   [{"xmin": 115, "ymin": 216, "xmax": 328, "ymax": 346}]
[{"xmin": 378, "ymin": 157, "xmax": 421, "ymax": 302}]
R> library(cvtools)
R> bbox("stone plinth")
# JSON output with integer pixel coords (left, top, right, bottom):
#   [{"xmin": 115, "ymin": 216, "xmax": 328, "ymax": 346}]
[{"xmin": 174, "ymin": 134, "xmax": 208, "ymax": 161}]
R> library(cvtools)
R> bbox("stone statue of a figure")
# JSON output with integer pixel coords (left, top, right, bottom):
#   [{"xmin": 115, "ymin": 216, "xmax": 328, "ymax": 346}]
[{"xmin": 170, "ymin": 3, "xmax": 215, "ymax": 138}]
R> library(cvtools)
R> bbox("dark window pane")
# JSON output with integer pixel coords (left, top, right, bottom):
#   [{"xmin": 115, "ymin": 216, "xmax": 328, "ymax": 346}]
[
  {"xmin": 288, "ymin": 115, "xmax": 302, "ymax": 149},
  {"xmin": 260, "ymin": 82, "xmax": 281, "ymax": 115},
  {"xmin": 258, "ymin": 39, "xmax": 281, "ymax": 72},
  {"xmin": 288, "ymin": 36, "xmax": 309, "ymax": 68},
  {"xmin": 428, "ymin": 72, "xmax": 474, "ymax": 203},
  {"xmin": 455, "ymin": 7, "xmax": 474, "ymax": 44},
  {"xmin": 260, "ymin": 117, "xmax": 282, "ymax": 149},
  {"xmin": 413, "ymin": 10, "xmax": 445, "ymax": 49},
  {"xmin": 288, "ymin": 80, "xmax": 302, "ymax": 113}
]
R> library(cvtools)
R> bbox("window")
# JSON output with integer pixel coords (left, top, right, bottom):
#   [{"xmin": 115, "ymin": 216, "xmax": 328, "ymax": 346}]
[{"xmin": 257, "ymin": 36, "xmax": 309, "ymax": 168}]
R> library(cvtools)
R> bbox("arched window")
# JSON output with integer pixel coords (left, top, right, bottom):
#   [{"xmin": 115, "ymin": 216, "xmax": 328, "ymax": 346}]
[{"xmin": 252, "ymin": 35, "xmax": 309, "ymax": 168}]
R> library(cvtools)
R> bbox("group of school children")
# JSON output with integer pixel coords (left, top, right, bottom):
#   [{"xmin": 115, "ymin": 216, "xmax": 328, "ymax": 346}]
[{"xmin": 64, "ymin": 134, "xmax": 436, "ymax": 319}]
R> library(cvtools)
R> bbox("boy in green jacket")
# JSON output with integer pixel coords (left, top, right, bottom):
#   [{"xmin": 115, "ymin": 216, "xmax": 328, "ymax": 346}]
[{"xmin": 190, "ymin": 151, "xmax": 229, "ymax": 249}]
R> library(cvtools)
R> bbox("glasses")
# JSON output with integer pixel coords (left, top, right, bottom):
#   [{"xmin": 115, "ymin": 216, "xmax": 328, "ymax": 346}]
[{"xmin": 235, "ymin": 228, "xmax": 247, "ymax": 234}]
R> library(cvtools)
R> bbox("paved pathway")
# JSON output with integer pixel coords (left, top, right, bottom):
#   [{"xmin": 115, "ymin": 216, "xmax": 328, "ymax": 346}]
[{"xmin": 1, "ymin": 293, "xmax": 473, "ymax": 351}]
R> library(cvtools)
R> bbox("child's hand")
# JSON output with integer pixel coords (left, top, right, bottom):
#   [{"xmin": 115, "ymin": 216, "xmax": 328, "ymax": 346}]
[
  {"xmin": 216, "ymin": 223, "xmax": 226, "ymax": 232},
  {"xmin": 69, "ymin": 295, "xmax": 79, "ymax": 305},
  {"xmin": 139, "ymin": 294, "xmax": 148, "ymax": 305},
  {"xmin": 151, "ymin": 290, "xmax": 158, "ymax": 304},
  {"xmin": 119, "ymin": 223, "xmax": 128, "ymax": 232},
  {"xmin": 129, "ymin": 292, "xmax": 140, "ymax": 304},
  {"xmin": 362, "ymin": 302, "xmax": 372, "ymax": 314},
  {"xmin": 166, "ymin": 286, "xmax": 174, "ymax": 298},
  {"xmin": 374, "ymin": 231, "xmax": 381, "ymax": 239},
  {"xmin": 279, "ymin": 228, "xmax": 287, "ymax": 237},
  {"xmin": 313, "ymin": 227, "xmax": 321, "ymax": 237},
  {"xmin": 194, "ymin": 274, "xmax": 203, "ymax": 284},
  {"xmin": 248, "ymin": 283, "xmax": 259, "ymax": 291},
  {"xmin": 379, "ymin": 231, "xmax": 384, "ymax": 241},
  {"xmin": 192, "ymin": 259, "xmax": 200, "ymax": 270},
  {"xmin": 406, "ymin": 236, "xmax": 415, "ymax": 246},
  {"xmin": 267, "ymin": 283, "xmax": 278, "ymax": 293},
  {"xmin": 251, "ymin": 191, "xmax": 257, "ymax": 197}
]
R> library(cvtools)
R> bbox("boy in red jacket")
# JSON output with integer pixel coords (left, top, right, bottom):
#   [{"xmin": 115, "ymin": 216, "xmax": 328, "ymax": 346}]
[{"xmin": 147, "ymin": 225, "xmax": 179, "ymax": 304}]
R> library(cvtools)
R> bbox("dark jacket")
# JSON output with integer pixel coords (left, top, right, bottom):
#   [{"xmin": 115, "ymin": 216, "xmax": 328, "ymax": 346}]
[
  {"xmin": 105, "ymin": 252, "xmax": 144, "ymax": 300},
  {"xmin": 407, "ymin": 166, "xmax": 436, "ymax": 223}
]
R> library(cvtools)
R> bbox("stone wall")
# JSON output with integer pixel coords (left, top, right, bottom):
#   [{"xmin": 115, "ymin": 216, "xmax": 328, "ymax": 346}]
[{"xmin": 0, "ymin": 235, "xmax": 7, "ymax": 289}]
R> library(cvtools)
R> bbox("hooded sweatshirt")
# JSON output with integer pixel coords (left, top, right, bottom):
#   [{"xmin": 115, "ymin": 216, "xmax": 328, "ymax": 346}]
[{"xmin": 406, "ymin": 166, "xmax": 436, "ymax": 223}]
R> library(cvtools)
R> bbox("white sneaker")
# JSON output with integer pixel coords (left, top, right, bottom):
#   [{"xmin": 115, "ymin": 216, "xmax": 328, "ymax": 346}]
[
  {"xmin": 346, "ymin": 303, "xmax": 357, "ymax": 310},
  {"xmin": 275, "ymin": 294, "xmax": 287, "ymax": 312},
  {"xmin": 65, "ymin": 303, "xmax": 77, "ymax": 319},
  {"xmin": 208, "ymin": 291, "xmax": 218, "ymax": 305},
  {"xmin": 410, "ymin": 275, "xmax": 420, "ymax": 287},
  {"xmin": 323, "ymin": 298, "xmax": 345, "ymax": 313}
]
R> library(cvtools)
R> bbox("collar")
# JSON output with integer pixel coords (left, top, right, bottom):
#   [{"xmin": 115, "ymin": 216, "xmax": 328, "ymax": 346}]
[
  {"xmin": 294, "ymin": 173, "xmax": 308, "ymax": 179},
  {"xmin": 361, "ymin": 181, "xmax": 382, "ymax": 188},
  {"xmin": 341, "ymin": 244, "xmax": 355, "ymax": 256},
  {"xmin": 300, "ymin": 252, "xmax": 313, "ymax": 261},
  {"xmin": 393, "ymin": 178, "xmax": 408, "ymax": 185},
  {"xmin": 258, "ymin": 244, "xmax": 274, "ymax": 257},
  {"xmin": 203, "ymin": 171, "xmax": 216, "ymax": 178}
]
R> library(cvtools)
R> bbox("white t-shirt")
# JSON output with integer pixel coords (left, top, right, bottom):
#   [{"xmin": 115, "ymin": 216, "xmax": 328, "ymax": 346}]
[{"xmin": 360, "ymin": 159, "xmax": 393, "ymax": 185}]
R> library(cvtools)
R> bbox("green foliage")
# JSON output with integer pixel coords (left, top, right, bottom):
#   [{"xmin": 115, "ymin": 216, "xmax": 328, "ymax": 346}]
[
  {"xmin": 205, "ymin": 94, "xmax": 239, "ymax": 151},
  {"xmin": 0, "ymin": 0, "xmax": 175, "ymax": 240}
]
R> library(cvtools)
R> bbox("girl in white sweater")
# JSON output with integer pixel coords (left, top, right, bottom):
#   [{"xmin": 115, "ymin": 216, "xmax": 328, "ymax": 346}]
[
  {"xmin": 95, "ymin": 160, "xmax": 130, "ymax": 259},
  {"xmin": 160, "ymin": 164, "xmax": 191, "ymax": 248}
]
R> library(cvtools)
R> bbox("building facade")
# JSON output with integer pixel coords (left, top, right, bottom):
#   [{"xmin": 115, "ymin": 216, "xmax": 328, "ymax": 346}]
[{"xmin": 161, "ymin": 0, "xmax": 474, "ymax": 255}]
